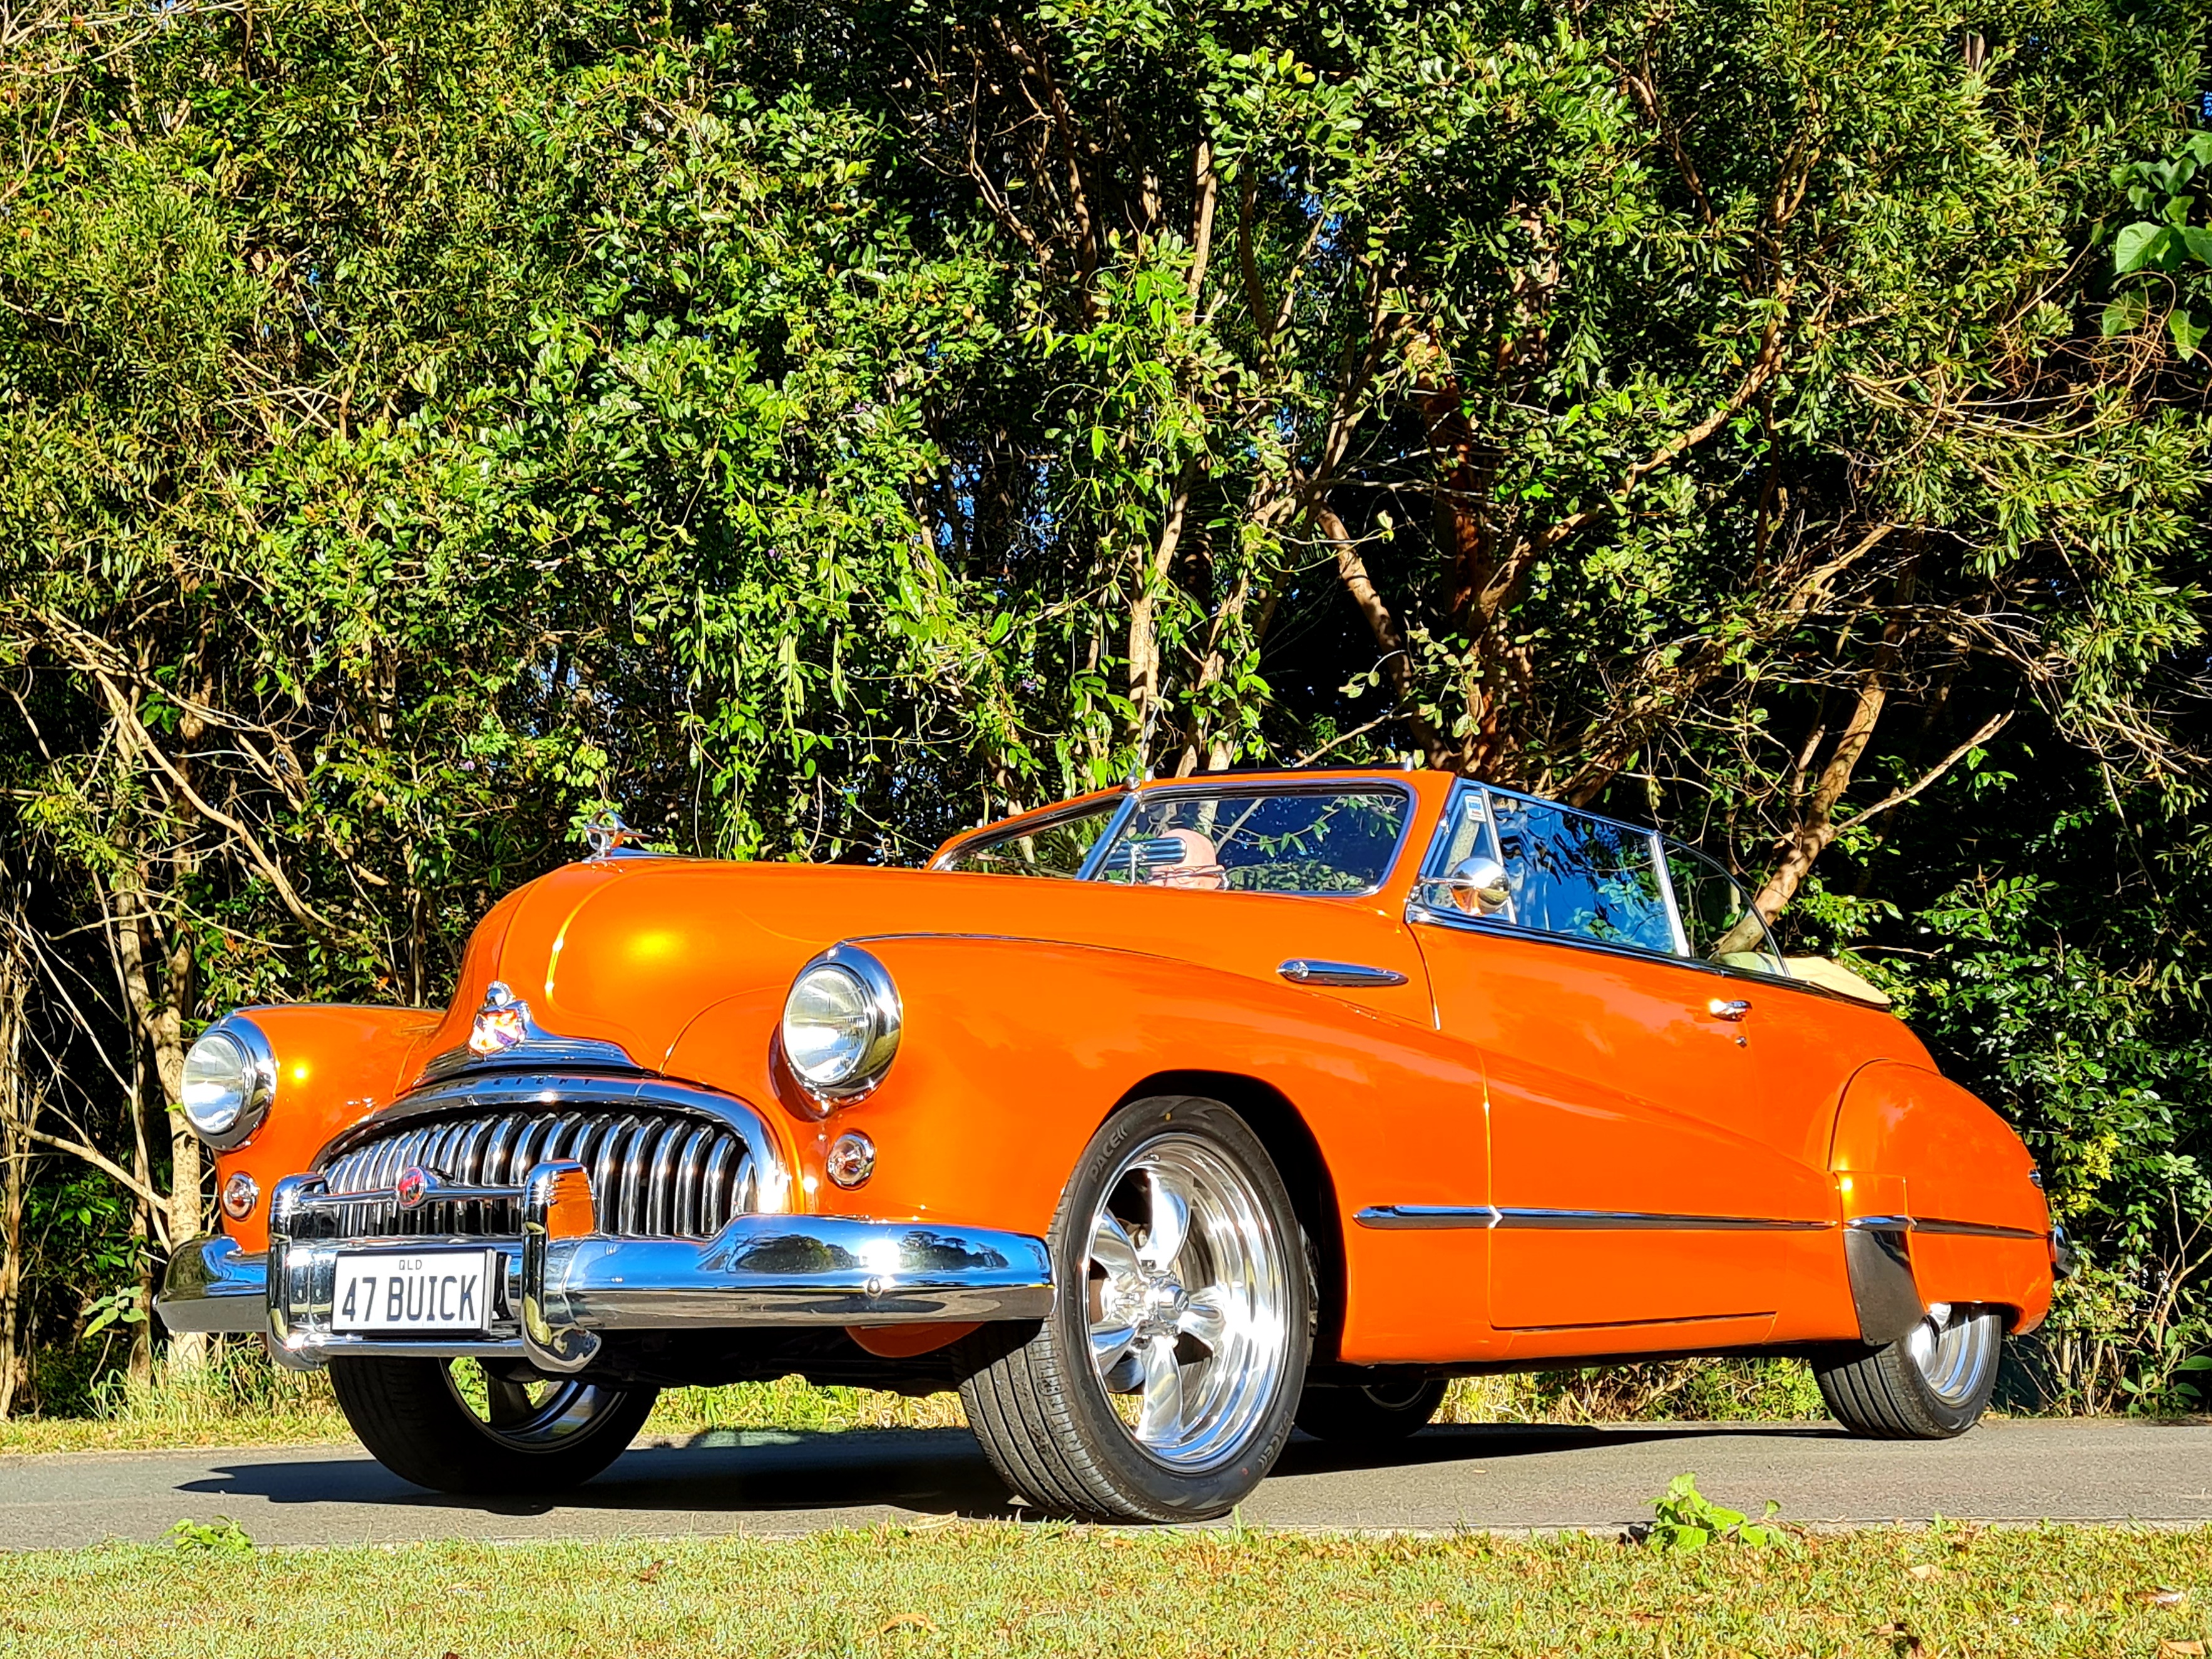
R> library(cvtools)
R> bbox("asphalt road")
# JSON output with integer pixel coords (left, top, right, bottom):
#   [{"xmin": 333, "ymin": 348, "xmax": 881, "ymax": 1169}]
[{"xmin": 0, "ymin": 1418, "xmax": 2204, "ymax": 1548}]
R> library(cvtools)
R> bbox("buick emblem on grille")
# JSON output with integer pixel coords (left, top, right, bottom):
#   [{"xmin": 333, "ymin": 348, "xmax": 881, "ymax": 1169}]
[
  {"xmin": 468, "ymin": 981, "xmax": 530, "ymax": 1057},
  {"xmin": 394, "ymin": 1166, "xmax": 434, "ymax": 1210}
]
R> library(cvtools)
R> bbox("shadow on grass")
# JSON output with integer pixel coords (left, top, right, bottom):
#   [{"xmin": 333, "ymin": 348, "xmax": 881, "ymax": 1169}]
[{"xmin": 177, "ymin": 1419, "xmax": 1848, "ymax": 1522}]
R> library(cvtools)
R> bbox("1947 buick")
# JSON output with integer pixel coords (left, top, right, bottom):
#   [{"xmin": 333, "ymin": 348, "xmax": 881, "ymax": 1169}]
[{"xmin": 158, "ymin": 768, "xmax": 2064, "ymax": 1521}]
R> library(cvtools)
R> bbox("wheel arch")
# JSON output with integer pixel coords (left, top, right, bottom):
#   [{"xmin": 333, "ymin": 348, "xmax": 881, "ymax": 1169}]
[{"xmin": 1111, "ymin": 1069, "xmax": 1346, "ymax": 1365}]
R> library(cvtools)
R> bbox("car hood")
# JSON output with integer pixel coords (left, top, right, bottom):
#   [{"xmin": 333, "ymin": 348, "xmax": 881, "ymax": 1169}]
[{"xmin": 410, "ymin": 856, "xmax": 1432, "ymax": 1084}]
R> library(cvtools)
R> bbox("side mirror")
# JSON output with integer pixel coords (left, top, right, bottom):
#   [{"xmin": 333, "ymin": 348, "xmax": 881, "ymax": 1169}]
[{"xmin": 1431, "ymin": 855, "xmax": 1512, "ymax": 917}]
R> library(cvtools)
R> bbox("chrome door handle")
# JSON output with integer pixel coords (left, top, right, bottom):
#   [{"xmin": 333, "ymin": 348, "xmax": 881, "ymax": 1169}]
[
  {"xmin": 1279, "ymin": 960, "xmax": 1408, "ymax": 988},
  {"xmin": 1707, "ymin": 997, "xmax": 1752, "ymax": 1021}
]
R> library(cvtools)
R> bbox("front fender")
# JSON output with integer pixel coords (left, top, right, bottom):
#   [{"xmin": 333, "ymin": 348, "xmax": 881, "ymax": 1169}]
[
  {"xmin": 207, "ymin": 1004, "xmax": 444, "ymax": 1253},
  {"xmin": 780, "ymin": 934, "xmax": 1494, "ymax": 1364}
]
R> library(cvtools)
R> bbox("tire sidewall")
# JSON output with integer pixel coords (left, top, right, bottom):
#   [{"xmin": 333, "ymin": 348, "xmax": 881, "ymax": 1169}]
[
  {"xmin": 330, "ymin": 1355, "xmax": 657, "ymax": 1494},
  {"xmin": 1046, "ymin": 1095, "xmax": 1312, "ymax": 1519}
]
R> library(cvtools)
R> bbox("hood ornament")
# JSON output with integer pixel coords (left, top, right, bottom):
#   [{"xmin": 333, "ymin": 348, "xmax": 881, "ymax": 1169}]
[
  {"xmin": 584, "ymin": 808, "xmax": 650, "ymax": 860},
  {"xmin": 468, "ymin": 981, "xmax": 531, "ymax": 1057},
  {"xmin": 417, "ymin": 978, "xmax": 642, "ymax": 1086}
]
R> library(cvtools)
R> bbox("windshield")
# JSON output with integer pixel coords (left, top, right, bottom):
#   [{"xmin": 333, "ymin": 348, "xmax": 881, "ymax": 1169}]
[
  {"xmin": 939, "ymin": 786, "xmax": 1412, "ymax": 895},
  {"xmin": 936, "ymin": 801, "xmax": 1120, "ymax": 878},
  {"xmin": 1093, "ymin": 789, "xmax": 1410, "ymax": 895}
]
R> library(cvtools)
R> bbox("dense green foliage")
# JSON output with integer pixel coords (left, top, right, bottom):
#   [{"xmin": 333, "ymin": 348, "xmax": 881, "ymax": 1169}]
[{"xmin": 0, "ymin": 0, "xmax": 2206, "ymax": 1413}]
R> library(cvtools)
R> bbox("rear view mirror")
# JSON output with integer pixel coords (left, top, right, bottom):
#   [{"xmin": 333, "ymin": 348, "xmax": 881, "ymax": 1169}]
[{"xmin": 1433, "ymin": 855, "xmax": 1512, "ymax": 917}]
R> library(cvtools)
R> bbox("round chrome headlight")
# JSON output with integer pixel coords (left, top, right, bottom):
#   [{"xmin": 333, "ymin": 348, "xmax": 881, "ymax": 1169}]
[
  {"xmin": 180, "ymin": 1017, "xmax": 275, "ymax": 1149},
  {"xmin": 780, "ymin": 946, "xmax": 901, "ymax": 1101}
]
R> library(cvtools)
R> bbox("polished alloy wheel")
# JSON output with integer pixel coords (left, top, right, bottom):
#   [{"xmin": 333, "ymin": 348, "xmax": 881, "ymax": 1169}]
[
  {"xmin": 442, "ymin": 1358, "xmax": 627, "ymax": 1449},
  {"xmin": 1082, "ymin": 1133, "xmax": 1293, "ymax": 1471},
  {"xmin": 1902, "ymin": 1302, "xmax": 1999, "ymax": 1406}
]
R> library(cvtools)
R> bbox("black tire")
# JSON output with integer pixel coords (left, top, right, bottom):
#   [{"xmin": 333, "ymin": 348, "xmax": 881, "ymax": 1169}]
[
  {"xmin": 329, "ymin": 1355, "xmax": 658, "ymax": 1494},
  {"xmin": 1815, "ymin": 1302, "xmax": 2004, "ymax": 1439},
  {"xmin": 1296, "ymin": 1375, "xmax": 1448, "ymax": 1442},
  {"xmin": 960, "ymin": 1095, "xmax": 1314, "ymax": 1522}
]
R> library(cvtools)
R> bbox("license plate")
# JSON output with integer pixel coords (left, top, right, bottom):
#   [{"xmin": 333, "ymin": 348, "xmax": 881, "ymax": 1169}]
[{"xmin": 330, "ymin": 1251, "xmax": 498, "ymax": 1333}]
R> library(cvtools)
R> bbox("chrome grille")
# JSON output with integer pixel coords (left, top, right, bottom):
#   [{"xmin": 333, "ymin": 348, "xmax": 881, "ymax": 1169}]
[{"xmin": 317, "ymin": 1109, "xmax": 757, "ymax": 1240}]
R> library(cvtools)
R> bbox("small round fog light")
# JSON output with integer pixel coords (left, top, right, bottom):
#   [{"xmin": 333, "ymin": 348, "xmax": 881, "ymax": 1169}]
[
  {"xmin": 826, "ymin": 1131, "xmax": 876, "ymax": 1189},
  {"xmin": 220, "ymin": 1171, "xmax": 259, "ymax": 1221}
]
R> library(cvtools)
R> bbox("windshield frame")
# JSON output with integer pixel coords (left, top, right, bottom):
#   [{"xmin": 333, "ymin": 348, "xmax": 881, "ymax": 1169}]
[
  {"xmin": 1085, "ymin": 777, "xmax": 1420, "ymax": 898},
  {"xmin": 928, "ymin": 792, "xmax": 1135, "ymax": 880},
  {"xmin": 929, "ymin": 775, "xmax": 1422, "ymax": 898}
]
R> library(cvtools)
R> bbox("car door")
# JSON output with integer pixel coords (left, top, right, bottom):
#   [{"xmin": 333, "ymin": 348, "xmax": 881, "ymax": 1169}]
[{"xmin": 1408, "ymin": 785, "xmax": 1833, "ymax": 1341}]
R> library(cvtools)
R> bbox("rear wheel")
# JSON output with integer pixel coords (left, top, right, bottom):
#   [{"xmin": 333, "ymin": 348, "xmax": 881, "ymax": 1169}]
[
  {"xmin": 329, "ymin": 1355, "xmax": 657, "ymax": 1494},
  {"xmin": 1296, "ymin": 1375, "xmax": 1448, "ymax": 1442},
  {"xmin": 960, "ymin": 1096, "xmax": 1312, "ymax": 1521},
  {"xmin": 1815, "ymin": 1302, "xmax": 2004, "ymax": 1439}
]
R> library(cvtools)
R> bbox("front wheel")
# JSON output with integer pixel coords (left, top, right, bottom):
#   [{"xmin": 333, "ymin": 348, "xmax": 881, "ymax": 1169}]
[
  {"xmin": 960, "ymin": 1096, "xmax": 1313, "ymax": 1521},
  {"xmin": 1815, "ymin": 1302, "xmax": 2004, "ymax": 1439},
  {"xmin": 329, "ymin": 1355, "xmax": 658, "ymax": 1494}
]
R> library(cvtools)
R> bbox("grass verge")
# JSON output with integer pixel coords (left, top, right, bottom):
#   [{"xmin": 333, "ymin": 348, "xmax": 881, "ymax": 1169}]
[
  {"xmin": 1, "ymin": 1520, "xmax": 2204, "ymax": 1656},
  {"xmin": 0, "ymin": 1344, "xmax": 1831, "ymax": 1455}
]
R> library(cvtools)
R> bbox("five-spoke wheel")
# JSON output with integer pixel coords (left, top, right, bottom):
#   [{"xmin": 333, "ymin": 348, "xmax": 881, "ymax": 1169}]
[{"xmin": 961, "ymin": 1095, "xmax": 1311, "ymax": 1520}]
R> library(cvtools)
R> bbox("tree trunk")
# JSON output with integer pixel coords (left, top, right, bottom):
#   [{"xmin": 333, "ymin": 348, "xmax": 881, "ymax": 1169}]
[
  {"xmin": 0, "ymin": 915, "xmax": 29, "ymax": 1418},
  {"xmin": 1747, "ymin": 645, "xmax": 1897, "ymax": 925},
  {"xmin": 111, "ymin": 883, "xmax": 161, "ymax": 1382}
]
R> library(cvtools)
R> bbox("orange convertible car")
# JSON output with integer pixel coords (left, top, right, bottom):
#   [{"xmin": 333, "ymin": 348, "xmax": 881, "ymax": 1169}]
[{"xmin": 159, "ymin": 768, "xmax": 2064, "ymax": 1520}]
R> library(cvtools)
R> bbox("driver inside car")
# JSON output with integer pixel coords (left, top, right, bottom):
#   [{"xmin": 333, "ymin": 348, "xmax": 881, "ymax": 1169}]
[{"xmin": 1144, "ymin": 828, "xmax": 1228, "ymax": 890}]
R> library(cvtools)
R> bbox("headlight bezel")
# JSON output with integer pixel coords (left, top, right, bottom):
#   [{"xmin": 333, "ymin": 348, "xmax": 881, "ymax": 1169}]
[
  {"xmin": 180, "ymin": 1015, "xmax": 277, "ymax": 1149},
  {"xmin": 779, "ymin": 945, "xmax": 903, "ymax": 1104}
]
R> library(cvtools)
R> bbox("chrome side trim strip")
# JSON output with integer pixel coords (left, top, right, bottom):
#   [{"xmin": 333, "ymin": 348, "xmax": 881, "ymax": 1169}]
[
  {"xmin": 1355, "ymin": 1204, "xmax": 1832, "ymax": 1232},
  {"xmin": 1905, "ymin": 1216, "xmax": 2049, "ymax": 1241},
  {"xmin": 1355, "ymin": 1204, "xmax": 1500, "ymax": 1229},
  {"xmin": 1497, "ymin": 1207, "xmax": 1831, "ymax": 1232},
  {"xmin": 1845, "ymin": 1214, "xmax": 2047, "ymax": 1242},
  {"xmin": 1279, "ymin": 959, "xmax": 1411, "ymax": 989}
]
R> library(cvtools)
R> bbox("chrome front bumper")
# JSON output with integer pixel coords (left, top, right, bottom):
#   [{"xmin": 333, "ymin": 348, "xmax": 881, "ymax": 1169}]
[{"xmin": 157, "ymin": 1162, "xmax": 1053, "ymax": 1372}]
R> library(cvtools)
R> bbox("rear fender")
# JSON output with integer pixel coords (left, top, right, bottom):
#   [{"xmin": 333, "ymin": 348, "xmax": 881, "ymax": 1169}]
[{"xmin": 1830, "ymin": 1059, "xmax": 2055, "ymax": 1335}]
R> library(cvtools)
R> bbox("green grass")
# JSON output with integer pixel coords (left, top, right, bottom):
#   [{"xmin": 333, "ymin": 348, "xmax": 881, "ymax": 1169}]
[
  {"xmin": 0, "ymin": 1521, "xmax": 2203, "ymax": 1656},
  {"xmin": 0, "ymin": 1369, "xmax": 969, "ymax": 1456},
  {"xmin": 0, "ymin": 1344, "xmax": 1832, "ymax": 1456}
]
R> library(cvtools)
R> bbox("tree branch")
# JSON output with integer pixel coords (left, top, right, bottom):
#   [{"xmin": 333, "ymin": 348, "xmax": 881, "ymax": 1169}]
[
  {"xmin": 23, "ymin": 1127, "xmax": 170, "ymax": 1241},
  {"xmin": 1845, "ymin": 709, "xmax": 2014, "ymax": 828}
]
